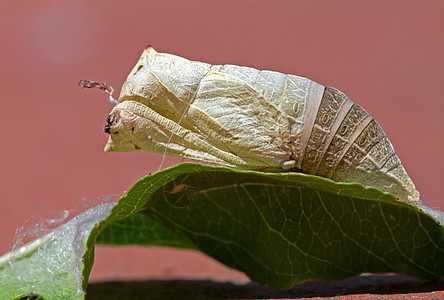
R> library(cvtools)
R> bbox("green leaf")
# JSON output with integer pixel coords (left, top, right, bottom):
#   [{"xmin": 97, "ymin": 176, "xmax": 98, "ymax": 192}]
[
  {"xmin": 0, "ymin": 203, "xmax": 115, "ymax": 300},
  {"xmin": 1, "ymin": 163, "xmax": 443, "ymax": 299}
]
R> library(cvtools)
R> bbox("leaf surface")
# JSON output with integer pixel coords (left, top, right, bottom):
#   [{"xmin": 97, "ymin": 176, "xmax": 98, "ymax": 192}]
[{"xmin": 1, "ymin": 163, "xmax": 443, "ymax": 299}]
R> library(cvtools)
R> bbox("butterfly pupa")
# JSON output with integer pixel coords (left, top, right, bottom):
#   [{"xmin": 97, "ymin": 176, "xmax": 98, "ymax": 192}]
[{"xmin": 103, "ymin": 46, "xmax": 420, "ymax": 203}]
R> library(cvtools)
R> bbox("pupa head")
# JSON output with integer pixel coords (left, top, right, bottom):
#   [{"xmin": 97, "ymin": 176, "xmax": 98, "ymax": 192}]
[{"xmin": 103, "ymin": 107, "xmax": 142, "ymax": 152}]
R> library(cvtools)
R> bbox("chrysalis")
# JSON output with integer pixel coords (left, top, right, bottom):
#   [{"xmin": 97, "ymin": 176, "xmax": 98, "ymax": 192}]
[{"xmin": 103, "ymin": 46, "xmax": 420, "ymax": 203}]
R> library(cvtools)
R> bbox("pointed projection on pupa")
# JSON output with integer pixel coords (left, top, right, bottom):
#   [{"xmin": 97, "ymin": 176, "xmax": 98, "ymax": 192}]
[{"xmin": 104, "ymin": 46, "xmax": 420, "ymax": 203}]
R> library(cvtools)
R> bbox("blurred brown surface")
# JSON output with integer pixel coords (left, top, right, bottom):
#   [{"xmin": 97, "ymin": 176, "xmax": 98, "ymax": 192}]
[
  {"xmin": 87, "ymin": 274, "xmax": 444, "ymax": 299},
  {"xmin": 0, "ymin": 0, "xmax": 443, "ymax": 287}
]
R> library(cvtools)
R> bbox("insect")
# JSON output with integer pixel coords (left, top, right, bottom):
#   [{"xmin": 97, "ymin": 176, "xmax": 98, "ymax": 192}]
[
  {"xmin": 101, "ymin": 46, "xmax": 420, "ymax": 203},
  {"xmin": 170, "ymin": 184, "xmax": 189, "ymax": 194},
  {"xmin": 163, "ymin": 179, "xmax": 200, "ymax": 208}
]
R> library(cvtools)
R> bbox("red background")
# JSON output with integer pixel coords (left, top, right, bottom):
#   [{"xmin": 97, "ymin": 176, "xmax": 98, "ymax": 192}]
[{"xmin": 1, "ymin": 0, "xmax": 443, "ymax": 282}]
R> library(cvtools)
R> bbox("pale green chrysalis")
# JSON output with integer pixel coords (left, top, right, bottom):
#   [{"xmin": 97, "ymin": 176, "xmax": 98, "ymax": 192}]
[{"xmin": 103, "ymin": 46, "xmax": 420, "ymax": 203}]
